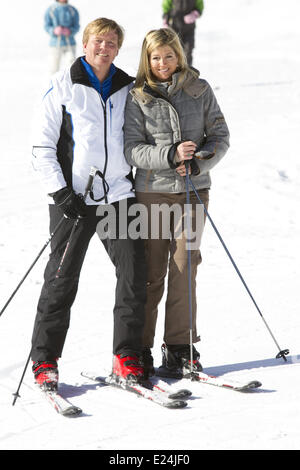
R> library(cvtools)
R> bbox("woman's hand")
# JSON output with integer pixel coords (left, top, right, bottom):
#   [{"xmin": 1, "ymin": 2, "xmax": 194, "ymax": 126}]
[
  {"xmin": 175, "ymin": 141, "xmax": 197, "ymax": 163},
  {"xmin": 175, "ymin": 161, "xmax": 191, "ymax": 177}
]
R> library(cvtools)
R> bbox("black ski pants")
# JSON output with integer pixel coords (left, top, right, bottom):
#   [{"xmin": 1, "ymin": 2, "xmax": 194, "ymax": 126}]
[{"xmin": 31, "ymin": 199, "xmax": 147, "ymax": 361}]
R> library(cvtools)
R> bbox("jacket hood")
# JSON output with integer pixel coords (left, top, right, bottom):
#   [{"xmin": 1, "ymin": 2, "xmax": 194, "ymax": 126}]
[{"xmin": 130, "ymin": 68, "xmax": 207, "ymax": 104}]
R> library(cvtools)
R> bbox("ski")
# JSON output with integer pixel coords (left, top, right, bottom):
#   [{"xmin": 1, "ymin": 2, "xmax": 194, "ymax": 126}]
[
  {"xmin": 192, "ymin": 371, "xmax": 262, "ymax": 392},
  {"xmin": 81, "ymin": 372, "xmax": 189, "ymax": 408},
  {"xmin": 38, "ymin": 387, "xmax": 82, "ymax": 417},
  {"xmin": 156, "ymin": 367, "xmax": 262, "ymax": 392},
  {"xmin": 81, "ymin": 370, "xmax": 191, "ymax": 400}
]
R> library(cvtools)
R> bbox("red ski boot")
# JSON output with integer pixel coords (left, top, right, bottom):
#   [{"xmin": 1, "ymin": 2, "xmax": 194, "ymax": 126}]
[
  {"xmin": 112, "ymin": 354, "xmax": 144, "ymax": 383},
  {"xmin": 32, "ymin": 360, "xmax": 59, "ymax": 391}
]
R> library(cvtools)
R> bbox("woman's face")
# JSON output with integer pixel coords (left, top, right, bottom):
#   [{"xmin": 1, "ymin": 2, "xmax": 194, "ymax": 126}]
[{"xmin": 149, "ymin": 45, "xmax": 179, "ymax": 82}]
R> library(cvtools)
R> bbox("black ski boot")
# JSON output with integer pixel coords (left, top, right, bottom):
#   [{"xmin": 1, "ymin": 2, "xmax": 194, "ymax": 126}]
[
  {"xmin": 157, "ymin": 343, "xmax": 202, "ymax": 378},
  {"xmin": 140, "ymin": 348, "xmax": 155, "ymax": 379}
]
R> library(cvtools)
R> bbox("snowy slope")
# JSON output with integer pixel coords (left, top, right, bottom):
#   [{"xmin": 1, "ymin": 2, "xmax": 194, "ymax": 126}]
[{"xmin": 0, "ymin": 0, "xmax": 300, "ymax": 451}]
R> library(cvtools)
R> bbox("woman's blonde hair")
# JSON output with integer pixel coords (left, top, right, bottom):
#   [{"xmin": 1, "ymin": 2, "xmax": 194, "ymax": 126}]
[
  {"xmin": 134, "ymin": 28, "xmax": 193, "ymax": 94},
  {"xmin": 82, "ymin": 18, "xmax": 124, "ymax": 48}
]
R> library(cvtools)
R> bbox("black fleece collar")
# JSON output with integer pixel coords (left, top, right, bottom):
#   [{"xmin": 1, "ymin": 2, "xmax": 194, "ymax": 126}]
[{"xmin": 70, "ymin": 57, "xmax": 135, "ymax": 96}]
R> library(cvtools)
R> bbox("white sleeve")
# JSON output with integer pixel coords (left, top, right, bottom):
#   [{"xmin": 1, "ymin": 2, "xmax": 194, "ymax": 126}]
[{"xmin": 31, "ymin": 78, "xmax": 67, "ymax": 194}]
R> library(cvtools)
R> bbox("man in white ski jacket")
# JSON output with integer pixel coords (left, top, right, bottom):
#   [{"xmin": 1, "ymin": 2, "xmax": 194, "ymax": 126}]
[{"xmin": 31, "ymin": 18, "xmax": 147, "ymax": 391}]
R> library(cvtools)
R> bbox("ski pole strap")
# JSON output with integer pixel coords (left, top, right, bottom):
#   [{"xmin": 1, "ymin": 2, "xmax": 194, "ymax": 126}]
[{"xmin": 89, "ymin": 169, "xmax": 110, "ymax": 203}]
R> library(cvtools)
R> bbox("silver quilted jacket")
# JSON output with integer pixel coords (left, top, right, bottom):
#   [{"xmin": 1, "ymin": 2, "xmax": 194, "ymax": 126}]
[{"xmin": 124, "ymin": 69, "xmax": 230, "ymax": 193}]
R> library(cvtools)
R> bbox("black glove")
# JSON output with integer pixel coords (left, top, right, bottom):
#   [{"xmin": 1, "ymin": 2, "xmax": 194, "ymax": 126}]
[{"xmin": 51, "ymin": 187, "xmax": 87, "ymax": 219}]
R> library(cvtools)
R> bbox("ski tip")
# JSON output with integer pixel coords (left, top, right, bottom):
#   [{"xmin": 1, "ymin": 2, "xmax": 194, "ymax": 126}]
[
  {"xmin": 61, "ymin": 406, "xmax": 83, "ymax": 417},
  {"xmin": 164, "ymin": 400, "xmax": 188, "ymax": 409},
  {"xmin": 248, "ymin": 380, "xmax": 262, "ymax": 389},
  {"xmin": 235, "ymin": 380, "xmax": 262, "ymax": 392},
  {"xmin": 168, "ymin": 389, "xmax": 192, "ymax": 400}
]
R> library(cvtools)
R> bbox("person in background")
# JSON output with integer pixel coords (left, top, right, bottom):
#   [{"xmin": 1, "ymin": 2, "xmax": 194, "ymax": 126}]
[
  {"xmin": 44, "ymin": 0, "xmax": 80, "ymax": 74},
  {"xmin": 124, "ymin": 28, "xmax": 229, "ymax": 379},
  {"xmin": 162, "ymin": 0, "xmax": 204, "ymax": 66}
]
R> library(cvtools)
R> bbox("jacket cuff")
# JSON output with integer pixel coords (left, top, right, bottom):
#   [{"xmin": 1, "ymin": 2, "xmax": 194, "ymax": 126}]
[
  {"xmin": 48, "ymin": 186, "xmax": 68, "ymax": 197},
  {"xmin": 167, "ymin": 143, "xmax": 181, "ymax": 169}
]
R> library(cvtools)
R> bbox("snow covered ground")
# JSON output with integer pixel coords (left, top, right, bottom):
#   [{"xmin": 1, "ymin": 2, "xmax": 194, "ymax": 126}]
[{"xmin": 0, "ymin": 0, "xmax": 300, "ymax": 451}]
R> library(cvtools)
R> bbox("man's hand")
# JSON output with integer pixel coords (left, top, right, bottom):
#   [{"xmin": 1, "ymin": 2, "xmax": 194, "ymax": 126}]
[{"xmin": 51, "ymin": 187, "xmax": 87, "ymax": 219}]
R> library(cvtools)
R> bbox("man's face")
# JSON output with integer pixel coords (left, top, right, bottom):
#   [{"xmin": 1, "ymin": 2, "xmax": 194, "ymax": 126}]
[{"xmin": 83, "ymin": 31, "xmax": 119, "ymax": 70}]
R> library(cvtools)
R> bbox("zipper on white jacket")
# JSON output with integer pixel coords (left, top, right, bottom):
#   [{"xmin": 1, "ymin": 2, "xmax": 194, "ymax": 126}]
[{"xmin": 100, "ymin": 96, "xmax": 109, "ymax": 203}]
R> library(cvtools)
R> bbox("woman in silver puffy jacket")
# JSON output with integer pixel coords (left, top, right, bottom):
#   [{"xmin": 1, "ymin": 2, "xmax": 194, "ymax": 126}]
[{"xmin": 124, "ymin": 28, "xmax": 230, "ymax": 378}]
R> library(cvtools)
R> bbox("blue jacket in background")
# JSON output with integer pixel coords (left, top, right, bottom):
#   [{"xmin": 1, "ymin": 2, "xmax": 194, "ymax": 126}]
[{"xmin": 44, "ymin": 3, "xmax": 80, "ymax": 47}]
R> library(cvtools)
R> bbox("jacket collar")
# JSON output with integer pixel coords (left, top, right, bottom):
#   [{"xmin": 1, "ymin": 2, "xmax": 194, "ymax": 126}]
[
  {"xmin": 131, "ymin": 68, "xmax": 207, "ymax": 104},
  {"xmin": 70, "ymin": 57, "xmax": 135, "ymax": 95}
]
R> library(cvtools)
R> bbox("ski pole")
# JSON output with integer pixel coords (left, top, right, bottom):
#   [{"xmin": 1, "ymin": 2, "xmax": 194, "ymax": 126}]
[
  {"xmin": 187, "ymin": 173, "xmax": 289, "ymax": 362},
  {"xmin": 0, "ymin": 216, "xmax": 65, "ymax": 318},
  {"xmin": 55, "ymin": 166, "xmax": 98, "ymax": 279},
  {"xmin": 12, "ymin": 166, "xmax": 98, "ymax": 406},
  {"xmin": 184, "ymin": 162, "xmax": 196, "ymax": 378}
]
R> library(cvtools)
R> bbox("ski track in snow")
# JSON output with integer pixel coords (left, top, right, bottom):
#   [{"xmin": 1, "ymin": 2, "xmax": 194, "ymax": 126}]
[{"xmin": 0, "ymin": 0, "xmax": 300, "ymax": 451}]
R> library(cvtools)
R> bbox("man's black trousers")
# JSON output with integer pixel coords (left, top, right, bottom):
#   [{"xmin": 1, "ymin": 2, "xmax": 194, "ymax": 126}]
[{"xmin": 31, "ymin": 198, "xmax": 147, "ymax": 361}]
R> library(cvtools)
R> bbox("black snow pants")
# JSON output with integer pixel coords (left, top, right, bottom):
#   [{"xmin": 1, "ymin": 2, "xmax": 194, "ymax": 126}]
[{"xmin": 31, "ymin": 198, "xmax": 147, "ymax": 361}]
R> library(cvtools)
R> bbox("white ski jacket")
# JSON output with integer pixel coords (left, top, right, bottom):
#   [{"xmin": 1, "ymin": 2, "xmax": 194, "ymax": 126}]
[{"xmin": 32, "ymin": 57, "xmax": 135, "ymax": 205}]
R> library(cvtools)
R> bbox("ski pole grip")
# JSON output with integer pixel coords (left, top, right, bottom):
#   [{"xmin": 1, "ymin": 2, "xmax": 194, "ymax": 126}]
[
  {"xmin": 83, "ymin": 166, "xmax": 98, "ymax": 200},
  {"xmin": 185, "ymin": 158, "xmax": 200, "ymax": 176}
]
